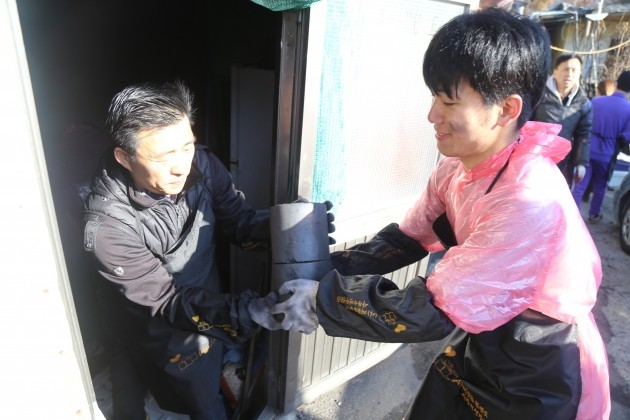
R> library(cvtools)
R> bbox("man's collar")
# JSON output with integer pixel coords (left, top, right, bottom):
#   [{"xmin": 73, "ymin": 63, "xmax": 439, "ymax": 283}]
[{"xmin": 547, "ymin": 76, "xmax": 579, "ymax": 105}]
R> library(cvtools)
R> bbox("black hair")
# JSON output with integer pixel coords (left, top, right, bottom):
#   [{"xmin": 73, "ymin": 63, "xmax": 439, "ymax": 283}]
[
  {"xmin": 106, "ymin": 80, "xmax": 195, "ymax": 159},
  {"xmin": 617, "ymin": 70, "xmax": 630, "ymax": 92},
  {"xmin": 422, "ymin": 7, "xmax": 551, "ymax": 127},
  {"xmin": 554, "ymin": 53, "xmax": 583, "ymax": 68}
]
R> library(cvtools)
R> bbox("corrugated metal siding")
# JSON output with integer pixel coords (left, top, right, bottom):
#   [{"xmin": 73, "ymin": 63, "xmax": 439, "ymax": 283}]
[{"xmin": 293, "ymin": 235, "xmax": 429, "ymax": 403}]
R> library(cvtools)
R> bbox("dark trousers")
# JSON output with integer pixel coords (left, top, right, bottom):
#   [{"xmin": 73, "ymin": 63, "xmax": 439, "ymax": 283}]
[
  {"xmin": 108, "ymin": 342, "xmax": 148, "ymax": 420},
  {"xmin": 106, "ymin": 338, "xmax": 227, "ymax": 420},
  {"xmin": 572, "ymin": 158, "xmax": 610, "ymax": 217}
]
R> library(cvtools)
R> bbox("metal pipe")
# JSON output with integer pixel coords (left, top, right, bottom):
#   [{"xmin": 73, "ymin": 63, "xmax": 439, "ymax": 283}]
[{"xmin": 270, "ymin": 202, "xmax": 331, "ymax": 289}]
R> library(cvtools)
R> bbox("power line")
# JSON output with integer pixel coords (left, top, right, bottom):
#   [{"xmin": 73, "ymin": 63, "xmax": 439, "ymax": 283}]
[{"xmin": 551, "ymin": 36, "xmax": 630, "ymax": 54}]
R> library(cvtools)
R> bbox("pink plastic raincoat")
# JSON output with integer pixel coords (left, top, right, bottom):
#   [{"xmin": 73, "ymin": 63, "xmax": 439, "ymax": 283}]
[{"xmin": 400, "ymin": 121, "xmax": 611, "ymax": 419}]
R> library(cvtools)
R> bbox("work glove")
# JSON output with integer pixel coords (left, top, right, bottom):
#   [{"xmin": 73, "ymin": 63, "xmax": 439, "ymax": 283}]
[
  {"xmin": 271, "ymin": 279, "xmax": 320, "ymax": 334},
  {"xmin": 247, "ymin": 291, "xmax": 283, "ymax": 330},
  {"xmin": 574, "ymin": 164, "xmax": 586, "ymax": 183},
  {"xmin": 324, "ymin": 200, "xmax": 336, "ymax": 244},
  {"xmin": 294, "ymin": 197, "xmax": 336, "ymax": 244}
]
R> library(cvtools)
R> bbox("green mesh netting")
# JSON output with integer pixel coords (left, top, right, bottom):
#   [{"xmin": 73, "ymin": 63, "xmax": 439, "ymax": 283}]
[{"xmin": 250, "ymin": 0, "xmax": 320, "ymax": 12}]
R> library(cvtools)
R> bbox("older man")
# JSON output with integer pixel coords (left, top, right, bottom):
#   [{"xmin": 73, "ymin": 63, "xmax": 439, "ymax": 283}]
[
  {"xmin": 531, "ymin": 54, "xmax": 592, "ymax": 187},
  {"xmin": 83, "ymin": 81, "xmax": 309, "ymax": 419}
]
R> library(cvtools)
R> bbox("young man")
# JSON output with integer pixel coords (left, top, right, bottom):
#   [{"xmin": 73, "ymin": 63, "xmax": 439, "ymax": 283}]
[
  {"xmin": 260, "ymin": 8, "xmax": 610, "ymax": 419},
  {"xmin": 531, "ymin": 53, "xmax": 593, "ymax": 187},
  {"xmin": 83, "ymin": 81, "xmax": 301, "ymax": 420},
  {"xmin": 572, "ymin": 70, "xmax": 630, "ymax": 222}
]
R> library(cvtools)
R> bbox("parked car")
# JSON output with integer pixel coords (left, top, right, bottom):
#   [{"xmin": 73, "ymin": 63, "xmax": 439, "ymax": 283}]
[
  {"xmin": 609, "ymin": 151, "xmax": 630, "ymax": 189},
  {"xmin": 613, "ymin": 169, "xmax": 630, "ymax": 255}
]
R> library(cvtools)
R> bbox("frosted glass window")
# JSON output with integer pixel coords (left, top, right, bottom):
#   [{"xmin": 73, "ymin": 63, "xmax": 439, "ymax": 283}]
[{"xmin": 300, "ymin": 0, "xmax": 468, "ymax": 241}]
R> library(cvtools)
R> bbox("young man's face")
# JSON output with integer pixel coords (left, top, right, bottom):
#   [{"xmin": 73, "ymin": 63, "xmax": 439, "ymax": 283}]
[
  {"xmin": 552, "ymin": 58, "xmax": 582, "ymax": 93},
  {"xmin": 115, "ymin": 117, "xmax": 196, "ymax": 196},
  {"xmin": 427, "ymin": 81, "xmax": 508, "ymax": 170}
]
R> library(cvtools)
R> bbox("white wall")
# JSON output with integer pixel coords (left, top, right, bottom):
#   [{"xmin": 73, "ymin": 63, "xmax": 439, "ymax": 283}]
[{"xmin": 0, "ymin": 1, "xmax": 99, "ymax": 418}]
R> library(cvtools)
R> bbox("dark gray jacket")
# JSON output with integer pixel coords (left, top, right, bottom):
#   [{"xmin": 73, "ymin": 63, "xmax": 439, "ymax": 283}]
[
  {"xmin": 531, "ymin": 83, "xmax": 592, "ymax": 170},
  {"xmin": 83, "ymin": 145, "xmax": 269, "ymax": 360}
]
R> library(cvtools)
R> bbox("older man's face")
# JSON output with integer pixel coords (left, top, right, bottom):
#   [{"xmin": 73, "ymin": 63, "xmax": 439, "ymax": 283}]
[
  {"xmin": 553, "ymin": 58, "xmax": 582, "ymax": 93},
  {"xmin": 115, "ymin": 117, "xmax": 196, "ymax": 196}
]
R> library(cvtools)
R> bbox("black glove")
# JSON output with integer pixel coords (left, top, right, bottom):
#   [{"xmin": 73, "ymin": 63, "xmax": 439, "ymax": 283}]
[
  {"xmin": 330, "ymin": 223, "xmax": 428, "ymax": 275},
  {"xmin": 247, "ymin": 291, "xmax": 283, "ymax": 330},
  {"xmin": 271, "ymin": 279, "xmax": 320, "ymax": 334},
  {"xmin": 294, "ymin": 197, "xmax": 336, "ymax": 244},
  {"xmin": 324, "ymin": 200, "xmax": 336, "ymax": 244}
]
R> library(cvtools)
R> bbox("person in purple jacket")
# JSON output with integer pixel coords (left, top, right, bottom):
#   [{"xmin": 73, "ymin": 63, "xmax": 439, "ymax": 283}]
[{"xmin": 572, "ymin": 70, "xmax": 630, "ymax": 221}]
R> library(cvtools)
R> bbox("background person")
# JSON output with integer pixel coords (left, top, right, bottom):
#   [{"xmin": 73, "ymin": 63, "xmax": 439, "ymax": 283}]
[
  {"xmin": 582, "ymin": 78, "xmax": 615, "ymax": 203},
  {"xmin": 531, "ymin": 53, "xmax": 592, "ymax": 187},
  {"xmin": 572, "ymin": 70, "xmax": 630, "ymax": 222},
  {"xmin": 259, "ymin": 8, "xmax": 610, "ymax": 419},
  {"xmin": 598, "ymin": 79, "xmax": 615, "ymax": 96}
]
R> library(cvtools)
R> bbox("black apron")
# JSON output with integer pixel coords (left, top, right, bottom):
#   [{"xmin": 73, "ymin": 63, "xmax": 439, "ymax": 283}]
[{"xmin": 405, "ymin": 150, "xmax": 582, "ymax": 419}]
